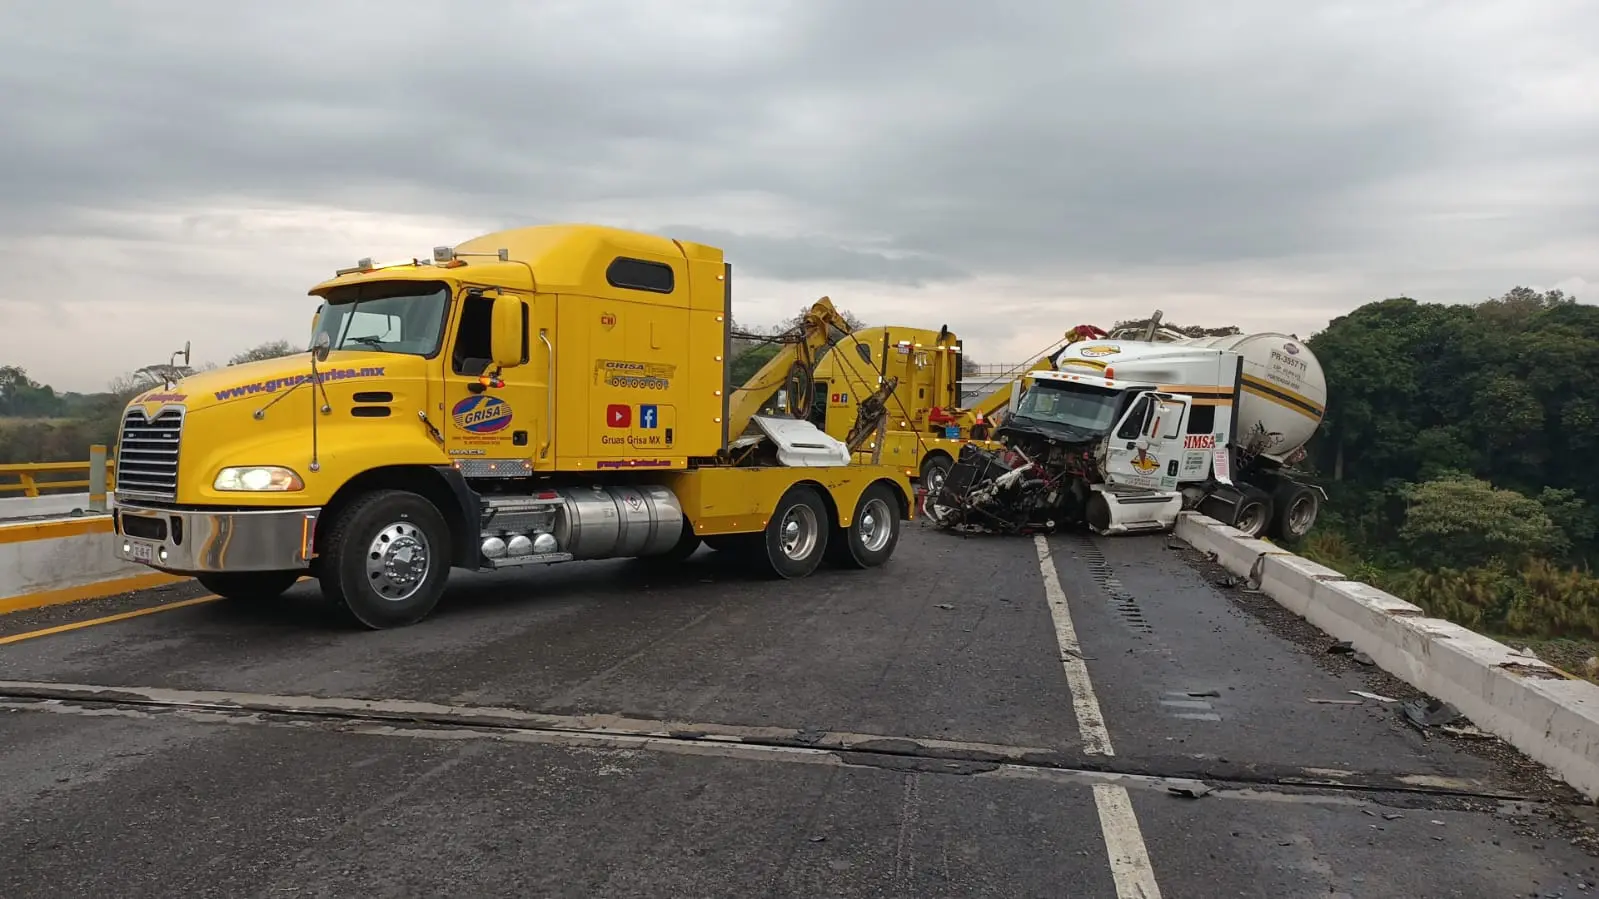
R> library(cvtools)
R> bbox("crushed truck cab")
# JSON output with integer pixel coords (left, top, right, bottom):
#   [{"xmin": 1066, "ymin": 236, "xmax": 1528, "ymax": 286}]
[{"xmin": 111, "ymin": 224, "xmax": 913, "ymax": 628}]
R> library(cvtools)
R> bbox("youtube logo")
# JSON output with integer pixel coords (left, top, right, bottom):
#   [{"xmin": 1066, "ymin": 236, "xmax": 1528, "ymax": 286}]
[{"xmin": 606, "ymin": 404, "xmax": 631, "ymax": 428}]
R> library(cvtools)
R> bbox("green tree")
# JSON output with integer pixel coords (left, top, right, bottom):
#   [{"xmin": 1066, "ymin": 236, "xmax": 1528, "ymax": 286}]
[{"xmin": 1398, "ymin": 474, "xmax": 1563, "ymax": 571}]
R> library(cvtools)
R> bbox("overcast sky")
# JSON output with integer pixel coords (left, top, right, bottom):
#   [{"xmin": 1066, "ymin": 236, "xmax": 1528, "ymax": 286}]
[{"xmin": 2, "ymin": 1, "xmax": 1595, "ymax": 392}]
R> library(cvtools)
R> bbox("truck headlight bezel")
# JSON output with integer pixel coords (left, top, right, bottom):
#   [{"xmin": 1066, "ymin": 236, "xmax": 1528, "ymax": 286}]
[{"xmin": 213, "ymin": 465, "xmax": 305, "ymax": 492}]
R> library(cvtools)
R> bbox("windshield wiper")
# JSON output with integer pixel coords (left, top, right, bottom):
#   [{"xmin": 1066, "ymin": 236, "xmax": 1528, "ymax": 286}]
[{"xmin": 343, "ymin": 335, "xmax": 386, "ymax": 350}]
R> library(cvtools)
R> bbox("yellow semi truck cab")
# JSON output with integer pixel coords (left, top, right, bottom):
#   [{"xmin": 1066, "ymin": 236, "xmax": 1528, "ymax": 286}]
[{"xmin": 111, "ymin": 224, "xmax": 913, "ymax": 628}]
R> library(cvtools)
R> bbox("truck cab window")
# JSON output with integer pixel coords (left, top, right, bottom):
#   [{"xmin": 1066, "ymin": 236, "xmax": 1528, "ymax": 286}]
[
  {"xmin": 451, "ymin": 293, "xmax": 493, "ymax": 376},
  {"xmin": 312, "ymin": 282, "xmax": 450, "ymax": 357},
  {"xmin": 1116, "ymin": 395, "xmax": 1153, "ymax": 440}
]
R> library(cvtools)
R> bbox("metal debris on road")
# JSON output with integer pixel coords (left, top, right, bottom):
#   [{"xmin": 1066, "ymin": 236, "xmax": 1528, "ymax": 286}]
[
  {"xmin": 1308, "ymin": 698, "xmax": 1362, "ymax": 705},
  {"xmin": 1351, "ymin": 690, "xmax": 1399, "ymax": 703},
  {"xmin": 1402, "ymin": 697, "xmax": 1463, "ymax": 730},
  {"xmin": 1168, "ymin": 783, "xmax": 1213, "ymax": 799}
]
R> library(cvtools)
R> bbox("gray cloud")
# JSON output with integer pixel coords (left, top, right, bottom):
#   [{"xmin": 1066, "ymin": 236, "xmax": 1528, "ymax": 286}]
[{"xmin": 1, "ymin": 0, "xmax": 1596, "ymax": 389}]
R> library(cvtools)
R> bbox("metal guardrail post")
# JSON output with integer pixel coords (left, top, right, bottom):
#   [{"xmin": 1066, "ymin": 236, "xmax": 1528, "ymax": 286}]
[{"xmin": 88, "ymin": 444, "xmax": 108, "ymax": 512}]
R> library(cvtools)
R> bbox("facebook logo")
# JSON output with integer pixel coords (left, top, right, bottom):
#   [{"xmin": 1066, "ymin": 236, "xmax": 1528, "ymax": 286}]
[{"xmin": 639, "ymin": 404, "xmax": 658, "ymax": 429}]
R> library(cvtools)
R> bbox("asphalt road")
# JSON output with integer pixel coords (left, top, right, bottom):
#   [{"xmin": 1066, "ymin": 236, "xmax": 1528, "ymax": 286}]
[{"xmin": 2, "ymin": 521, "xmax": 1597, "ymax": 898}]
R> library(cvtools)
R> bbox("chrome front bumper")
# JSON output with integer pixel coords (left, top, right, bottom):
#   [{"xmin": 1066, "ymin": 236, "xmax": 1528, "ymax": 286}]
[{"xmin": 112, "ymin": 502, "xmax": 321, "ymax": 573}]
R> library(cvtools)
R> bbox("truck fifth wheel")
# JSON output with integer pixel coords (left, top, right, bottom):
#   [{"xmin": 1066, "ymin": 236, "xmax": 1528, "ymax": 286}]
[{"xmin": 109, "ymin": 224, "xmax": 914, "ymax": 628}]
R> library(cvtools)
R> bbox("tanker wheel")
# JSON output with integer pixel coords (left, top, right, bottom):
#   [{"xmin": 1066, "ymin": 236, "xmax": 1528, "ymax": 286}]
[
  {"xmin": 1230, "ymin": 486, "xmax": 1274, "ymax": 539},
  {"xmin": 197, "ymin": 570, "xmax": 300, "ymax": 603},
  {"xmin": 1269, "ymin": 483, "xmax": 1320, "ymax": 542}
]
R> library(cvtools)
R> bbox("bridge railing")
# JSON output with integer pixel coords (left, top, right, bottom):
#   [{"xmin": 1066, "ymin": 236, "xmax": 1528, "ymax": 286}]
[{"xmin": 0, "ymin": 445, "xmax": 113, "ymax": 507}]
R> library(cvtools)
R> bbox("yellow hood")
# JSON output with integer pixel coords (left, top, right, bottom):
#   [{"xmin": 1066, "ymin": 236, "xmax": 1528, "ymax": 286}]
[{"xmin": 128, "ymin": 350, "xmax": 403, "ymax": 415}]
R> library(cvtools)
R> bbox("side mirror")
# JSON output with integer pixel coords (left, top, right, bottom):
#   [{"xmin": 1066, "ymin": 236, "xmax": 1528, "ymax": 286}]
[
  {"xmin": 490, "ymin": 295, "xmax": 526, "ymax": 369},
  {"xmin": 312, "ymin": 331, "xmax": 332, "ymax": 363}
]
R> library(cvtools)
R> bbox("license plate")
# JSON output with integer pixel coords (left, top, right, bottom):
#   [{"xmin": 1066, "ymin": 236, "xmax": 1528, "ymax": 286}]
[{"xmin": 129, "ymin": 541, "xmax": 154, "ymax": 563}]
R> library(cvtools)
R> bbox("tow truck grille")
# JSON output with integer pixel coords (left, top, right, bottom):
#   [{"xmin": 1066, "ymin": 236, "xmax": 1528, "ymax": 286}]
[{"xmin": 116, "ymin": 407, "xmax": 184, "ymax": 499}]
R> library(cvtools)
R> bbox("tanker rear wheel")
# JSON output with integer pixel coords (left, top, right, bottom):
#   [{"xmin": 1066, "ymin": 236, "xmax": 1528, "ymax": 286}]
[
  {"xmin": 1269, "ymin": 483, "xmax": 1320, "ymax": 542},
  {"xmin": 1230, "ymin": 486, "xmax": 1273, "ymax": 539}
]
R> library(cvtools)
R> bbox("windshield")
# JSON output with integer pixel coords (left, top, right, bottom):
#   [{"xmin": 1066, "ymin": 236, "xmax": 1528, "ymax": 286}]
[
  {"xmin": 1013, "ymin": 380, "xmax": 1123, "ymax": 435},
  {"xmin": 313, "ymin": 281, "xmax": 451, "ymax": 357}
]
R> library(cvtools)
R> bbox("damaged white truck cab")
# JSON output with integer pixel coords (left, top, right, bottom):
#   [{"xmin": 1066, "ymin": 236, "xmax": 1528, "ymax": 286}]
[{"xmin": 927, "ymin": 332, "xmax": 1328, "ymax": 542}]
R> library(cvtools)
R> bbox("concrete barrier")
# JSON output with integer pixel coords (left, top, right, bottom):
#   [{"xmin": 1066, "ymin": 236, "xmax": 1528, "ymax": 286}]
[
  {"xmin": 0, "ymin": 514, "xmax": 185, "ymax": 614},
  {"xmin": 1174, "ymin": 511, "xmax": 1599, "ymax": 802}
]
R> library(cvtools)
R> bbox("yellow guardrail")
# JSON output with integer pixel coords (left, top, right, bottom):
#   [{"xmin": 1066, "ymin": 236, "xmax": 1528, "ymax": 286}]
[{"xmin": 0, "ymin": 445, "xmax": 115, "ymax": 498}]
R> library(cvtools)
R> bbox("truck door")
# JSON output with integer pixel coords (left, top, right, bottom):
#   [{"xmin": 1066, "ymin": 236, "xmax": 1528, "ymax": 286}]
[
  {"xmin": 1104, "ymin": 391, "xmax": 1192, "ymax": 491},
  {"xmin": 441, "ymin": 290, "xmax": 553, "ymax": 468}
]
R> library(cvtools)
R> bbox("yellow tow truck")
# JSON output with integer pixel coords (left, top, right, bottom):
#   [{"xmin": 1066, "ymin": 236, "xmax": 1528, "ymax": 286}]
[{"xmin": 109, "ymin": 224, "xmax": 914, "ymax": 628}]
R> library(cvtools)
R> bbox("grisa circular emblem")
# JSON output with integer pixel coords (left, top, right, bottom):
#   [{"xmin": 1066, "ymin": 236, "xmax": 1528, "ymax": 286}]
[
  {"xmin": 450, "ymin": 395, "xmax": 513, "ymax": 434},
  {"xmin": 1078, "ymin": 345, "xmax": 1121, "ymax": 358}
]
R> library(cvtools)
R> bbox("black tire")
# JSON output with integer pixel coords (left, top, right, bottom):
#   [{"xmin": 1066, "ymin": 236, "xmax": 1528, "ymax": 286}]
[
  {"xmin": 1269, "ymin": 482, "xmax": 1320, "ymax": 542},
  {"xmin": 197, "ymin": 570, "xmax": 300, "ymax": 602},
  {"xmin": 317, "ymin": 489, "xmax": 452, "ymax": 629},
  {"xmin": 1230, "ymin": 485, "xmax": 1274, "ymax": 539},
  {"xmin": 1085, "ymin": 492, "xmax": 1112, "ymax": 535},
  {"xmin": 825, "ymin": 482, "xmax": 902, "ymax": 568},
  {"xmin": 918, "ymin": 453, "xmax": 952, "ymax": 518},
  {"xmin": 756, "ymin": 485, "xmax": 830, "ymax": 578}
]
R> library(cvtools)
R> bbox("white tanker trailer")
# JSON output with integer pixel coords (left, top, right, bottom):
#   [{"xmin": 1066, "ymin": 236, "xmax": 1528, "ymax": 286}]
[{"xmin": 926, "ymin": 325, "xmax": 1329, "ymax": 542}]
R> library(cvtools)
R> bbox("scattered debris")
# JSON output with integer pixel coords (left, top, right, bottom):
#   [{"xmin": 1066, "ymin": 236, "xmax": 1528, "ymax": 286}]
[
  {"xmin": 1215, "ymin": 575, "xmax": 1243, "ymax": 589},
  {"xmin": 1352, "ymin": 652, "xmax": 1375, "ymax": 666},
  {"xmin": 809, "ymin": 835, "xmax": 827, "ymax": 843},
  {"xmin": 1167, "ymin": 782, "xmax": 1214, "ymax": 799},
  {"xmin": 1351, "ymin": 690, "xmax": 1399, "ymax": 703},
  {"xmin": 1186, "ymin": 690, "xmax": 1221, "ymax": 698},
  {"xmin": 1166, "ymin": 539, "xmax": 1184, "ymax": 551},
  {"xmin": 1383, "ymin": 813, "xmax": 1404, "ymax": 821},
  {"xmin": 935, "ymin": 603, "xmax": 954, "ymax": 611},
  {"xmin": 1327, "ymin": 640, "xmax": 1355, "ymax": 655},
  {"xmin": 1402, "ymin": 697, "xmax": 1463, "ymax": 730},
  {"xmin": 1440, "ymin": 723, "xmax": 1495, "ymax": 740},
  {"xmin": 1308, "ymin": 698, "xmax": 1362, "ymax": 705}
]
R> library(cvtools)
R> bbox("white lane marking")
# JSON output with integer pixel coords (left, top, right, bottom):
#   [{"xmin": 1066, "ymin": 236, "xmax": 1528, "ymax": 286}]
[
  {"xmin": 1035, "ymin": 535, "xmax": 1163, "ymax": 899},
  {"xmin": 1034, "ymin": 535, "xmax": 1114, "ymax": 756},
  {"xmin": 1092, "ymin": 783, "xmax": 1163, "ymax": 899}
]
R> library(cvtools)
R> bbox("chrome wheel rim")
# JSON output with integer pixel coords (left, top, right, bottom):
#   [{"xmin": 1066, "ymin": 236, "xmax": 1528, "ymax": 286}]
[
  {"xmin": 1288, "ymin": 494, "xmax": 1317, "ymax": 535},
  {"xmin": 366, "ymin": 520, "xmax": 431, "ymax": 602},
  {"xmin": 1236, "ymin": 502, "xmax": 1267, "ymax": 536},
  {"xmin": 779, "ymin": 504, "xmax": 819, "ymax": 560},
  {"xmin": 858, "ymin": 498, "xmax": 893, "ymax": 552}
]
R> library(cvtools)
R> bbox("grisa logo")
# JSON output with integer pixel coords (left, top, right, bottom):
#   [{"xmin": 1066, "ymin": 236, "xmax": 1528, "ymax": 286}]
[
  {"xmin": 1078, "ymin": 345, "xmax": 1121, "ymax": 358},
  {"xmin": 1131, "ymin": 446, "xmax": 1160, "ymax": 474},
  {"xmin": 450, "ymin": 395, "xmax": 513, "ymax": 434}
]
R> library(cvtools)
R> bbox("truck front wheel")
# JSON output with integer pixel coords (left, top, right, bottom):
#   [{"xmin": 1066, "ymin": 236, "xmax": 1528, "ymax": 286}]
[
  {"xmin": 758, "ymin": 485, "xmax": 830, "ymax": 578},
  {"xmin": 317, "ymin": 489, "xmax": 452, "ymax": 629},
  {"xmin": 197, "ymin": 570, "xmax": 300, "ymax": 603}
]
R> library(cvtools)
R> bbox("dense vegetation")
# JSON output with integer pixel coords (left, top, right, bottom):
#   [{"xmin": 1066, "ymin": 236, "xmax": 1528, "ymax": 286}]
[
  {"xmin": 6, "ymin": 290, "xmax": 1596, "ymax": 644},
  {"xmin": 1296, "ymin": 288, "xmax": 1599, "ymax": 642}
]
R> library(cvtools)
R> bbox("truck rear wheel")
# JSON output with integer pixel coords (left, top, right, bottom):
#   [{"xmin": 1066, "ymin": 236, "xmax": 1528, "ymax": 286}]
[
  {"xmin": 1270, "ymin": 482, "xmax": 1320, "ymax": 542},
  {"xmin": 826, "ymin": 482, "xmax": 901, "ymax": 569},
  {"xmin": 758, "ymin": 485, "xmax": 830, "ymax": 578},
  {"xmin": 1231, "ymin": 486, "xmax": 1273, "ymax": 539},
  {"xmin": 197, "ymin": 570, "xmax": 300, "ymax": 603},
  {"xmin": 317, "ymin": 489, "xmax": 452, "ymax": 629}
]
